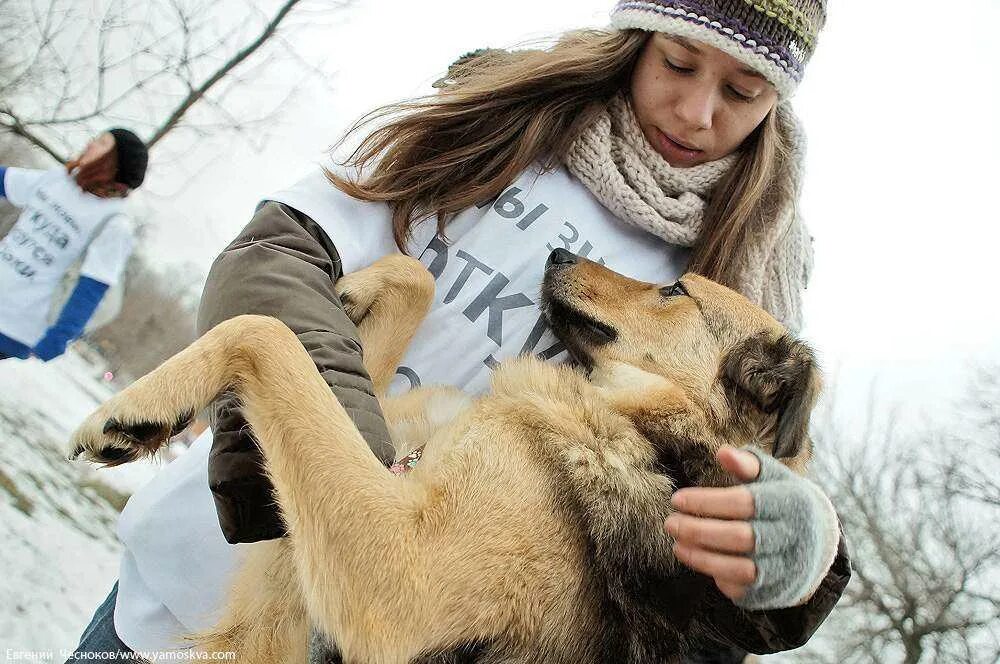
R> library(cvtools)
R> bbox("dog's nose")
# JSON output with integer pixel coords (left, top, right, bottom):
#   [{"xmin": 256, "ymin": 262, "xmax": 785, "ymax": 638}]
[{"xmin": 547, "ymin": 248, "xmax": 578, "ymax": 267}]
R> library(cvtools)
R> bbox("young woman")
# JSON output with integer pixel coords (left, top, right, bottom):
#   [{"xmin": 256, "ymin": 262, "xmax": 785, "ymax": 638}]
[{"xmin": 67, "ymin": 2, "xmax": 848, "ymax": 663}]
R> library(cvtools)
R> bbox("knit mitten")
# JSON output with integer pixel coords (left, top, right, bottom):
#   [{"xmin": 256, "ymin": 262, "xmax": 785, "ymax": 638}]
[{"xmin": 736, "ymin": 447, "xmax": 841, "ymax": 611}]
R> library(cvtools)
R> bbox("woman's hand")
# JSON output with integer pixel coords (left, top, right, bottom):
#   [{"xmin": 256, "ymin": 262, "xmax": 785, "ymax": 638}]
[
  {"xmin": 665, "ymin": 445, "xmax": 842, "ymax": 610},
  {"xmin": 664, "ymin": 446, "xmax": 761, "ymax": 602}
]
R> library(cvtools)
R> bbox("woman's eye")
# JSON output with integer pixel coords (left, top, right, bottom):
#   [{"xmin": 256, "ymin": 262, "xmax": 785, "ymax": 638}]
[
  {"xmin": 726, "ymin": 86, "xmax": 756, "ymax": 103},
  {"xmin": 659, "ymin": 282, "xmax": 688, "ymax": 298},
  {"xmin": 664, "ymin": 59, "xmax": 694, "ymax": 74}
]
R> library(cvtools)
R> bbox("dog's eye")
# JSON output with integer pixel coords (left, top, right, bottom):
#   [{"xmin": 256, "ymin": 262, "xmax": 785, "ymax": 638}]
[{"xmin": 659, "ymin": 282, "xmax": 688, "ymax": 299}]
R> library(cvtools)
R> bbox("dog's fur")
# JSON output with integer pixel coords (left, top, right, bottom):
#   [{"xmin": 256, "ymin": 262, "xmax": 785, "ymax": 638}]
[{"xmin": 70, "ymin": 252, "xmax": 821, "ymax": 664}]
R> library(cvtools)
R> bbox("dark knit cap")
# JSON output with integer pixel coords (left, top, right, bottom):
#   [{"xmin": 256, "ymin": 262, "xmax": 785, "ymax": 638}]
[
  {"xmin": 108, "ymin": 128, "xmax": 149, "ymax": 189},
  {"xmin": 611, "ymin": 1, "xmax": 828, "ymax": 97}
]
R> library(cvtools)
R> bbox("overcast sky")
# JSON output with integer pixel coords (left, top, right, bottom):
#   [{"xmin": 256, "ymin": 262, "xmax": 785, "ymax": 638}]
[{"xmin": 128, "ymin": 0, "xmax": 1000, "ymax": 430}]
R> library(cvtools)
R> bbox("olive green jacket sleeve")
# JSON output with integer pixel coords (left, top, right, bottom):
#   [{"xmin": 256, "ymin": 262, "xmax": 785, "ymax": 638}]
[{"xmin": 197, "ymin": 201, "xmax": 395, "ymax": 544}]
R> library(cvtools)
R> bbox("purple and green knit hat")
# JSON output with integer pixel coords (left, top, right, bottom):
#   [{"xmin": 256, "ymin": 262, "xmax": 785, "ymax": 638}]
[{"xmin": 611, "ymin": 1, "xmax": 827, "ymax": 97}]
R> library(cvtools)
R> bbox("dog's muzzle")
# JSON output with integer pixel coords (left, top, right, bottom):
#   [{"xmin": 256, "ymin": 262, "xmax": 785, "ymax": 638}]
[{"xmin": 545, "ymin": 248, "xmax": 577, "ymax": 269}]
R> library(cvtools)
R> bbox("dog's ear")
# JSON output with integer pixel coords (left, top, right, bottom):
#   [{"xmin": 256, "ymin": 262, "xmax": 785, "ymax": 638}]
[{"xmin": 721, "ymin": 333, "xmax": 821, "ymax": 459}]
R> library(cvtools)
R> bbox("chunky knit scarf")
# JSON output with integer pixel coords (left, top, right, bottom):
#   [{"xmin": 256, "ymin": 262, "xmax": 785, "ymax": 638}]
[{"xmin": 563, "ymin": 92, "xmax": 813, "ymax": 332}]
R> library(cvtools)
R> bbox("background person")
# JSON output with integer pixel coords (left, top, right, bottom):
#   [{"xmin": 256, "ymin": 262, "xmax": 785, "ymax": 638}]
[{"xmin": 0, "ymin": 128, "xmax": 146, "ymax": 362}]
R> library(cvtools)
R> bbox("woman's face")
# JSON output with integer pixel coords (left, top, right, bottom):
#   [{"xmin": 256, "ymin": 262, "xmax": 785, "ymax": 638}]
[{"xmin": 629, "ymin": 33, "xmax": 778, "ymax": 167}]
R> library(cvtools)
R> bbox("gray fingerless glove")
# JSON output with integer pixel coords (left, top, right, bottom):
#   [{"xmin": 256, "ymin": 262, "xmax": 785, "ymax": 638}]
[{"xmin": 736, "ymin": 447, "xmax": 841, "ymax": 611}]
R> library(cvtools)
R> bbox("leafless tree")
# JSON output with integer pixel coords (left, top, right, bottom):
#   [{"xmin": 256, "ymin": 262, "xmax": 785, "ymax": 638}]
[
  {"xmin": 0, "ymin": 0, "xmax": 353, "ymax": 162},
  {"xmin": 1, "ymin": 0, "xmax": 358, "ymax": 376},
  {"xmin": 944, "ymin": 368, "xmax": 1000, "ymax": 510},
  {"xmin": 790, "ymin": 378, "xmax": 1000, "ymax": 663}
]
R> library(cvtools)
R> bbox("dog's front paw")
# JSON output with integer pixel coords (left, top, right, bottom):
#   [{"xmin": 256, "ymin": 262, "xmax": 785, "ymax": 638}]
[
  {"xmin": 69, "ymin": 402, "xmax": 194, "ymax": 467},
  {"xmin": 335, "ymin": 271, "xmax": 377, "ymax": 325}
]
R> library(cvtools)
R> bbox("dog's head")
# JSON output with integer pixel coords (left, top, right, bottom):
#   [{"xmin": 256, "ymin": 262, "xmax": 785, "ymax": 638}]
[{"xmin": 541, "ymin": 249, "xmax": 820, "ymax": 471}]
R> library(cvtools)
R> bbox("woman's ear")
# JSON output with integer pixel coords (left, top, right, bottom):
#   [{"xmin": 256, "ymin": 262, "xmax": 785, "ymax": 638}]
[{"xmin": 721, "ymin": 332, "xmax": 821, "ymax": 459}]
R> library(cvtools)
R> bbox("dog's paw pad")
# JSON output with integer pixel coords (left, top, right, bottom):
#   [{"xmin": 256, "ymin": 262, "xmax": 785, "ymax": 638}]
[
  {"xmin": 92, "ymin": 444, "xmax": 136, "ymax": 465},
  {"xmin": 335, "ymin": 274, "xmax": 377, "ymax": 324},
  {"xmin": 71, "ymin": 410, "xmax": 195, "ymax": 467},
  {"xmin": 70, "ymin": 434, "xmax": 144, "ymax": 467},
  {"xmin": 102, "ymin": 410, "xmax": 193, "ymax": 446},
  {"xmin": 338, "ymin": 291, "xmax": 359, "ymax": 316},
  {"xmin": 338, "ymin": 290, "xmax": 368, "ymax": 324},
  {"xmin": 103, "ymin": 418, "xmax": 164, "ymax": 444}
]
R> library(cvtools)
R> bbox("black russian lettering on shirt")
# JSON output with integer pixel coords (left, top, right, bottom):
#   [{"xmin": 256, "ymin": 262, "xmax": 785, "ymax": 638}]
[
  {"xmin": 444, "ymin": 250, "xmax": 494, "ymax": 304},
  {"xmin": 394, "ymin": 366, "xmax": 421, "ymax": 390},
  {"xmin": 490, "ymin": 187, "xmax": 550, "ymax": 231},
  {"xmin": 421, "ymin": 235, "xmax": 450, "ymax": 279},
  {"xmin": 546, "ymin": 221, "xmax": 579, "ymax": 252},
  {"xmin": 463, "ymin": 272, "xmax": 534, "ymax": 346}
]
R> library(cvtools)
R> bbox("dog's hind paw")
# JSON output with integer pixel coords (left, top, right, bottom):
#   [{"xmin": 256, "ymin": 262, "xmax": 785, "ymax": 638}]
[{"xmin": 69, "ymin": 405, "xmax": 194, "ymax": 467}]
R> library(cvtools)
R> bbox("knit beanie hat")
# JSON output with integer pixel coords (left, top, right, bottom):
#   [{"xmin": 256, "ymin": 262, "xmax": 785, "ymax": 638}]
[
  {"xmin": 610, "ymin": 1, "xmax": 827, "ymax": 97},
  {"xmin": 108, "ymin": 127, "xmax": 149, "ymax": 189}
]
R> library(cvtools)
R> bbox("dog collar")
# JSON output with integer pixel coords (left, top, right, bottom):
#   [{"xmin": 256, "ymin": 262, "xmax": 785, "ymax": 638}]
[{"xmin": 388, "ymin": 446, "xmax": 424, "ymax": 475}]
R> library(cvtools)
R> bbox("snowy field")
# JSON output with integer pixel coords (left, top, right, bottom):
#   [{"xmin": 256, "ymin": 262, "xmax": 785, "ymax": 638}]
[{"xmin": 0, "ymin": 349, "xmax": 164, "ymax": 655}]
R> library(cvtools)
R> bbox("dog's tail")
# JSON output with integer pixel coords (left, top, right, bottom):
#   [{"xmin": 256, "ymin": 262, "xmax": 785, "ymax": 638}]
[{"xmin": 69, "ymin": 315, "xmax": 312, "ymax": 466}]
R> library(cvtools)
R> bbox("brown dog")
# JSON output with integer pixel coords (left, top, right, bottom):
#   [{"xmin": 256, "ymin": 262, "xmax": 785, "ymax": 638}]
[{"xmin": 70, "ymin": 250, "xmax": 821, "ymax": 663}]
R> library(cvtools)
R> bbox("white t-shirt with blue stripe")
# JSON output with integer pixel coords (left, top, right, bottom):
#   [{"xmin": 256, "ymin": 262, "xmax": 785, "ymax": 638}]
[{"xmin": 0, "ymin": 167, "xmax": 133, "ymax": 346}]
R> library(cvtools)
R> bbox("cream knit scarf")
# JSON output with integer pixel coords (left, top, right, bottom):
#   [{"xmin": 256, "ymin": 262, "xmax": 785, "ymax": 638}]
[{"xmin": 563, "ymin": 92, "xmax": 813, "ymax": 332}]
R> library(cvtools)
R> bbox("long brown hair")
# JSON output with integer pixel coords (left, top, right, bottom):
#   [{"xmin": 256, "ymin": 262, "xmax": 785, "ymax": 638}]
[
  {"xmin": 688, "ymin": 106, "xmax": 796, "ymax": 286},
  {"xmin": 327, "ymin": 29, "xmax": 796, "ymax": 289}
]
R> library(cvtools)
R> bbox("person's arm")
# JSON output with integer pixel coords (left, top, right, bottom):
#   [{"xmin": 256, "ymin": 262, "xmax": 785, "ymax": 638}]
[
  {"xmin": 33, "ymin": 214, "xmax": 135, "ymax": 361},
  {"xmin": 33, "ymin": 276, "xmax": 110, "ymax": 361},
  {"xmin": 0, "ymin": 333, "xmax": 35, "ymax": 360},
  {"xmin": 198, "ymin": 201, "xmax": 394, "ymax": 544}
]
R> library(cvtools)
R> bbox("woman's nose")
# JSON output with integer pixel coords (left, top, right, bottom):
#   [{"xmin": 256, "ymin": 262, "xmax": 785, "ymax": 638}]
[{"xmin": 674, "ymin": 84, "xmax": 715, "ymax": 131}]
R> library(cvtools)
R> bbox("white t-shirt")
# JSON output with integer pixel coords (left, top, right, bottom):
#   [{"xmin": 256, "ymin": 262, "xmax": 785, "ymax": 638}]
[
  {"xmin": 114, "ymin": 163, "xmax": 690, "ymax": 651},
  {"xmin": 0, "ymin": 167, "xmax": 134, "ymax": 346}
]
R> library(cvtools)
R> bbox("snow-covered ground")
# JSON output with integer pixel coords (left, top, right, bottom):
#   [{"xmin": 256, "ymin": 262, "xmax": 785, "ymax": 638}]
[{"xmin": 0, "ymin": 349, "xmax": 168, "ymax": 655}]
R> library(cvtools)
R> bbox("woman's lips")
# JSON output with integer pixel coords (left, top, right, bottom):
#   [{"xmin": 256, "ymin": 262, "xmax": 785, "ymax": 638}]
[{"xmin": 653, "ymin": 128, "xmax": 704, "ymax": 166}]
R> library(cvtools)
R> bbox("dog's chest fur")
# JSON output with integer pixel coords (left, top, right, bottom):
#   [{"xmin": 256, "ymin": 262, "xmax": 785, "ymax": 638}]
[{"xmin": 425, "ymin": 358, "xmax": 714, "ymax": 662}]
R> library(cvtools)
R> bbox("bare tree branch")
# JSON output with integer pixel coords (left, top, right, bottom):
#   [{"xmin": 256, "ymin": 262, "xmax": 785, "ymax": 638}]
[
  {"xmin": 0, "ymin": 106, "xmax": 66, "ymax": 161},
  {"xmin": 144, "ymin": 0, "xmax": 303, "ymax": 149},
  {"xmin": 790, "ymin": 373, "xmax": 1000, "ymax": 663},
  {"xmin": 0, "ymin": 0, "xmax": 354, "ymax": 163}
]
